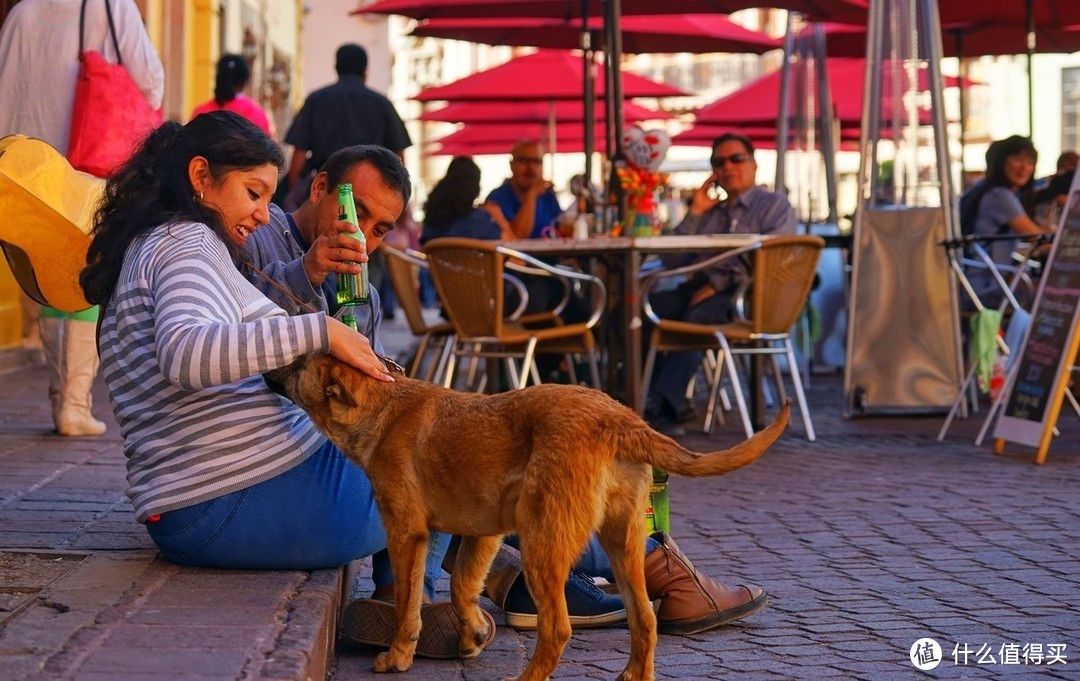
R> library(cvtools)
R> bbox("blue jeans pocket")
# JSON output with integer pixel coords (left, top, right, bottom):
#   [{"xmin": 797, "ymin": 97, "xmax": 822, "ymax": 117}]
[{"xmin": 146, "ymin": 491, "xmax": 245, "ymax": 566}]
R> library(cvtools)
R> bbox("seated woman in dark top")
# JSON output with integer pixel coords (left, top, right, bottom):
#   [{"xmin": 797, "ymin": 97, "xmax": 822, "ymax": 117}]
[{"xmin": 420, "ymin": 156, "xmax": 511, "ymax": 244}]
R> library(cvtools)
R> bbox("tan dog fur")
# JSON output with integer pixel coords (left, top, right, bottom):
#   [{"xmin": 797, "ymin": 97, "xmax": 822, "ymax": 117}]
[{"xmin": 265, "ymin": 352, "xmax": 788, "ymax": 681}]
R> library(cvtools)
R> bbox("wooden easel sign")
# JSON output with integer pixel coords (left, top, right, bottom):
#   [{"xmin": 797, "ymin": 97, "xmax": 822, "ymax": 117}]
[{"xmin": 992, "ymin": 185, "xmax": 1080, "ymax": 463}]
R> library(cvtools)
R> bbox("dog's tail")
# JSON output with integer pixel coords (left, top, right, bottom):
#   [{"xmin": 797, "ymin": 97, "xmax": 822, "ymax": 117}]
[{"xmin": 629, "ymin": 401, "xmax": 790, "ymax": 478}]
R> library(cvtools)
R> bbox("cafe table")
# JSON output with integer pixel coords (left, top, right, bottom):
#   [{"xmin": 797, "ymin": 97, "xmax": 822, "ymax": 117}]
[{"xmin": 500, "ymin": 233, "xmax": 776, "ymax": 429}]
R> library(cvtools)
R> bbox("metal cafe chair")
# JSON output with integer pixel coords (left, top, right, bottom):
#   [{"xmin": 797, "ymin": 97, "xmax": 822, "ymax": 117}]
[
  {"xmin": 936, "ymin": 233, "xmax": 1047, "ymax": 440},
  {"xmin": 641, "ymin": 234, "xmax": 824, "ymax": 440},
  {"xmin": 381, "ymin": 244, "xmax": 456, "ymax": 382},
  {"xmin": 423, "ymin": 237, "xmax": 605, "ymax": 391}
]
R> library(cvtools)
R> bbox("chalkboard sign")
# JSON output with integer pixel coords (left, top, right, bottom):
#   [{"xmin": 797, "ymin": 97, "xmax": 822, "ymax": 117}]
[{"xmin": 992, "ymin": 185, "xmax": 1080, "ymax": 463}]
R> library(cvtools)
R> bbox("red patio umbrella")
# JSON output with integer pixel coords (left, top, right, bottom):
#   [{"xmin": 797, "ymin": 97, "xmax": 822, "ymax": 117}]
[
  {"xmin": 413, "ymin": 49, "xmax": 688, "ymax": 102},
  {"xmin": 428, "ymin": 124, "xmax": 611, "ymax": 156},
  {"xmin": 934, "ymin": 0, "xmax": 1080, "ymax": 133},
  {"xmin": 418, "ymin": 99, "xmax": 672, "ymax": 124},
  {"xmin": 937, "ymin": 0, "xmax": 1080, "ymax": 27},
  {"xmin": 360, "ymin": 0, "xmax": 869, "ymax": 193},
  {"xmin": 410, "ymin": 15, "xmax": 782, "ymax": 55},
  {"xmin": 818, "ymin": 20, "xmax": 1080, "ymax": 58},
  {"xmin": 359, "ymin": 0, "xmax": 869, "ymax": 23},
  {"xmin": 692, "ymin": 57, "xmax": 957, "ymax": 129}
]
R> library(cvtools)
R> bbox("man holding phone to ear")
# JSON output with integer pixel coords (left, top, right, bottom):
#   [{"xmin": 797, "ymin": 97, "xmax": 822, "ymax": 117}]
[{"xmin": 644, "ymin": 133, "xmax": 797, "ymax": 435}]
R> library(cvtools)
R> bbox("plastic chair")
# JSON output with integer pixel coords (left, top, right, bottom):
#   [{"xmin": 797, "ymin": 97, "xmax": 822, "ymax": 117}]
[
  {"xmin": 381, "ymin": 244, "xmax": 456, "ymax": 382},
  {"xmin": 423, "ymin": 237, "xmax": 604, "ymax": 391},
  {"xmin": 641, "ymin": 234, "xmax": 824, "ymax": 440}
]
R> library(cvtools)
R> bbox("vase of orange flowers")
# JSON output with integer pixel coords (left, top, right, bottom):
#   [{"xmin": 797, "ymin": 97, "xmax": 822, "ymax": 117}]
[
  {"xmin": 617, "ymin": 165, "xmax": 668, "ymax": 237},
  {"xmin": 617, "ymin": 126, "xmax": 671, "ymax": 237}
]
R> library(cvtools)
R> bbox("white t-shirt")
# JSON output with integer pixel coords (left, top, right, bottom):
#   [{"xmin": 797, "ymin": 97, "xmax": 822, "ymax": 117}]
[{"xmin": 0, "ymin": 0, "xmax": 164, "ymax": 152}]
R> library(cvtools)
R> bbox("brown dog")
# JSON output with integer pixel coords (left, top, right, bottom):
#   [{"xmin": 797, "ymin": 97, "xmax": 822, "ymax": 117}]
[{"xmin": 265, "ymin": 352, "xmax": 788, "ymax": 681}]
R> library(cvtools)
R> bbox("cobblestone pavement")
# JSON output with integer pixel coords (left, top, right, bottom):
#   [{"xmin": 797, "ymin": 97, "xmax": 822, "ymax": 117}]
[
  {"xmin": 332, "ymin": 318, "xmax": 1080, "ymax": 680},
  {"xmin": 2, "ymin": 313, "xmax": 1078, "ymax": 680}
]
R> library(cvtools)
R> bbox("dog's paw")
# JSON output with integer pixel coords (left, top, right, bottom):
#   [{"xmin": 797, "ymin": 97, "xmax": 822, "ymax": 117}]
[
  {"xmin": 459, "ymin": 622, "xmax": 490, "ymax": 659},
  {"xmin": 373, "ymin": 650, "xmax": 413, "ymax": 673},
  {"xmin": 459, "ymin": 610, "xmax": 496, "ymax": 659}
]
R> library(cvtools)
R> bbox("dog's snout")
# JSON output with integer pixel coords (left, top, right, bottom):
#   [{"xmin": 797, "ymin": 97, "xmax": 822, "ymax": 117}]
[
  {"xmin": 264, "ymin": 354, "xmax": 312, "ymax": 400},
  {"xmin": 263, "ymin": 368, "xmax": 289, "ymax": 398}
]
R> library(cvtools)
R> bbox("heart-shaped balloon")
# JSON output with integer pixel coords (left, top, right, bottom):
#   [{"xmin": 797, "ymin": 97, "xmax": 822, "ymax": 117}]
[{"xmin": 622, "ymin": 125, "xmax": 671, "ymax": 172}]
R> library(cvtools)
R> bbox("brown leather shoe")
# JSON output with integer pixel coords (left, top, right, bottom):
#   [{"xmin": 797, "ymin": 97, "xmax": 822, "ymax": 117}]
[{"xmin": 644, "ymin": 532, "xmax": 767, "ymax": 635}]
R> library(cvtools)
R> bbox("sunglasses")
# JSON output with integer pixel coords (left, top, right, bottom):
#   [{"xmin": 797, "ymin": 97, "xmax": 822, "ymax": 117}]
[
  {"xmin": 513, "ymin": 156, "xmax": 543, "ymax": 165},
  {"xmin": 711, "ymin": 153, "xmax": 750, "ymax": 168}
]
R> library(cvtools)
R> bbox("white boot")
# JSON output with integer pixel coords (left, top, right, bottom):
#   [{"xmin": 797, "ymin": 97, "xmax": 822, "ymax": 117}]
[
  {"xmin": 38, "ymin": 316, "xmax": 65, "ymax": 426},
  {"xmin": 53, "ymin": 319, "xmax": 107, "ymax": 437}
]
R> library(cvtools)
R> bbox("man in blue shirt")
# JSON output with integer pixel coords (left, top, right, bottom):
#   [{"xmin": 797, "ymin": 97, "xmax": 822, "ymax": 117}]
[{"xmin": 485, "ymin": 140, "xmax": 564, "ymax": 239}]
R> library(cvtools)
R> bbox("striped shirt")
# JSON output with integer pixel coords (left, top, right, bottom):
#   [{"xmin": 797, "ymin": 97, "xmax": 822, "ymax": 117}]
[{"xmin": 98, "ymin": 221, "xmax": 329, "ymax": 523}]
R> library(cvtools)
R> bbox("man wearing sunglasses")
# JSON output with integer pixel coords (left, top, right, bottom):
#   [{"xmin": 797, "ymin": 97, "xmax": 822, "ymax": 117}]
[{"xmin": 644, "ymin": 133, "xmax": 797, "ymax": 435}]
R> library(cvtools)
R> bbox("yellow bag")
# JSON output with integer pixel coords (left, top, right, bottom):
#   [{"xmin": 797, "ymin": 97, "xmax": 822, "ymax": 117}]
[{"xmin": 0, "ymin": 135, "xmax": 105, "ymax": 312}]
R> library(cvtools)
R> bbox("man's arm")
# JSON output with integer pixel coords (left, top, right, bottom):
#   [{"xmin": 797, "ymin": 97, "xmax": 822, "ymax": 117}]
[
  {"xmin": 245, "ymin": 205, "xmax": 328, "ymax": 315},
  {"xmin": 755, "ymin": 192, "xmax": 799, "ymax": 236},
  {"xmin": 506, "ymin": 185, "xmax": 542, "ymax": 239},
  {"xmin": 244, "ymin": 206, "xmax": 386, "ymax": 353},
  {"xmin": 114, "ymin": 0, "xmax": 164, "ymax": 109}
]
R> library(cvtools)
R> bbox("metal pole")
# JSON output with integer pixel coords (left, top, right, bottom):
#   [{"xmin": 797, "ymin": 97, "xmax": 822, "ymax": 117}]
[
  {"xmin": 605, "ymin": 0, "xmax": 624, "ymax": 156},
  {"xmin": 954, "ymin": 30, "xmax": 968, "ymax": 189},
  {"xmin": 813, "ymin": 23, "xmax": 838, "ymax": 223},
  {"xmin": 581, "ymin": 0, "xmax": 593, "ymax": 189},
  {"xmin": 924, "ymin": 0, "xmax": 967, "ymax": 415},
  {"xmin": 1026, "ymin": 0, "xmax": 1035, "ymax": 137},
  {"xmin": 604, "ymin": 0, "xmax": 625, "ymax": 225},
  {"xmin": 775, "ymin": 13, "xmax": 796, "ymax": 195},
  {"xmin": 924, "ymin": 0, "xmax": 956, "ymax": 240},
  {"xmin": 844, "ymin": 0, "xmax": 885, "ymax": 416}
]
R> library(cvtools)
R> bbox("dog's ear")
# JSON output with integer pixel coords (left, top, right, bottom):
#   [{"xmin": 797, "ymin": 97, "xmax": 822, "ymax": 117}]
[{"xmin": 323, "ymin": 366, "xmax": 358, "ymax": 409}]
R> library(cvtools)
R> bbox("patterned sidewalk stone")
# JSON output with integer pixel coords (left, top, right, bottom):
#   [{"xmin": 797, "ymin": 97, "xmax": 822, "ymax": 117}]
[{"xmin": 3, "ymin": 316, "xmax": 1079, "ymax": 680}]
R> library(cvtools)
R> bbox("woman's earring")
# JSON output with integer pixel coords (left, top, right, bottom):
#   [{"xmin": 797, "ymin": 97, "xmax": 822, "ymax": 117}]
[{"xmin": 195, "ymin": 190, "xmax": 204, "ymax": 202}]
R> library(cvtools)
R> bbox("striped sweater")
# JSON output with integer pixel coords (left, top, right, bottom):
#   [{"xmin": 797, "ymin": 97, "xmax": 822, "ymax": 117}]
[{"xmin": 98, "ymin": 221, "xmax": 329, "ymax": 523}]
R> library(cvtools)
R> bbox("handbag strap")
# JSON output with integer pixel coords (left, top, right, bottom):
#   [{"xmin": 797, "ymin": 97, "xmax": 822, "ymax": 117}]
[{"xmin": 80, "ymin": 0, "xmax": 122, "ymax": 64}]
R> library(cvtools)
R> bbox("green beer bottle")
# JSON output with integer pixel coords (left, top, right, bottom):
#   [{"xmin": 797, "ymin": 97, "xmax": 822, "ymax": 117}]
[
  {"xmin": 645, "ymin": 468, "xmax": 670, "ymax": 534},
  {"xmin": 335, "ymin": 184, "xmax": 370, "ymax": 305},
  {"xmin": 339, "ymin": 310, "xmax": 359, "ymax": 331}
]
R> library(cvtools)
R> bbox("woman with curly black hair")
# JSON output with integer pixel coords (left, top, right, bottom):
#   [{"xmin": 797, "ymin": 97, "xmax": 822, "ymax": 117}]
[{"xmin": 81, "ymin": 110, "xmax": 412, "ymax": 566}]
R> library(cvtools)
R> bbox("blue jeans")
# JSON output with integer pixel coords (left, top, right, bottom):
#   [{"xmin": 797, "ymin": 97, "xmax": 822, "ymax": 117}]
[
  {"xmin": 146, "ymin": 440, "xmax": 450, "ymax": 600},
  {"xmin": 647, "ymin": 287, "xmax": 736, "ymax": 413},
  {"xmin": 504, "ymin": 535, "xmax": 662, "ymax": 580}
]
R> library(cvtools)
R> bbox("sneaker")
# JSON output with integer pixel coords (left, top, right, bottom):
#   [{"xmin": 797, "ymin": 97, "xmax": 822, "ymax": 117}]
[
  {"xmin": 339, "ymin": 598, "xmax": 495, "ymax": 659},
  {"xmin": 675, "ymin": 403, "xmax": 699, "ymax": 424},
  {"xmin": 503, "ymin": 570, "xmax": 627, "ymax": 630}
]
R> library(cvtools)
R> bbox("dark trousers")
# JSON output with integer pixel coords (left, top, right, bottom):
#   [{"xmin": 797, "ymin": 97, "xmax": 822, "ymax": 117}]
[{"xmin": 646, "ymin": 287, "xmax": 736, "ymax": 414}]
